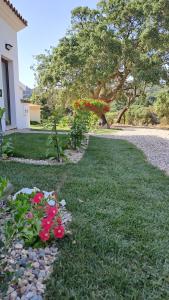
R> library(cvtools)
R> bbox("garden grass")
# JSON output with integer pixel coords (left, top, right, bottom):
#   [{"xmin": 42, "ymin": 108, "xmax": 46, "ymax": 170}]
[
  {"xmin": 30, "ymin": 124, "xmax": 70, "ymax": 132},
  {"xmin": 5, "ymin": 133, "xmax": 68, "ymax": 160},
  {"xmin": 92, "ymin": 128, "xmax": 122, "ymax": 135},
  {"xmin": 1, "ymin": 137, "xmax": 169, "ymax": 299}
]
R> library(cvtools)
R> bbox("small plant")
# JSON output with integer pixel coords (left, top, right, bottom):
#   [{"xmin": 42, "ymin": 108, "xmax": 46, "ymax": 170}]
[
  {"xmin": 0, "ymin": 108, "xmax": 5, "ymax": 158},
  {"xmin": 2, "ymin": 138, "xmax": 14, "ymax": 159},
  {"xmin": 0, "ymin": 177, "xmax": 8, "ymax": 199},
  {"xmin": 46, "ymin": 134, "xmax": 65, "ymax": 162},
  {"xmin": 46, "ymin": 111, "xmax": 66, "ymax": 162},
  {"xmin": 69, "ymin": 112, "xmax": 88, "ymax": 150},
  {"xmin": 4, "ymin": 191, "xmax": 65, "ymax": 247},
  {"xmin": 58, "ymin": 115, "xmax": 73, "ymax": 129}
]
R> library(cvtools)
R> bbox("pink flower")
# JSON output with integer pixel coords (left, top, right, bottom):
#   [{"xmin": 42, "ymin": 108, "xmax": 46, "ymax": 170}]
[
  {"xmin": 53, "ymin": 225, "xmax": 65, "ymax": 239},
  {"xmin": 26, "ymin": 212, "xmax": 34, "ymax": 219},
  {"xmin": 32, "ymin": 192, "xmax": 44, "ymax": 204},
  {"xmin": 41, "ymin": 217, "xmax": 53, "ymax": 231},
  {"xmin": 46, "ymin": 205, "xmax": 58, "ymax": 218},
  {"xmin": 39, "ymin": 230, "xmax": 50, "ymax": 242}
]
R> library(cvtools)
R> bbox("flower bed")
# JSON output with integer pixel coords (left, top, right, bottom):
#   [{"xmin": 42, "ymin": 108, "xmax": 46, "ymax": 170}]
[{"xmin": 0, "ymin": 188, "xmax": 72, "ymax": 300}]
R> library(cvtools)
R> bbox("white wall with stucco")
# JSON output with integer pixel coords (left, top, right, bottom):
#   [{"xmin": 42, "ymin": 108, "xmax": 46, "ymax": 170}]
[{"xmin": 0, "ymin": 2, "xmax": 27, "ymax": 131}]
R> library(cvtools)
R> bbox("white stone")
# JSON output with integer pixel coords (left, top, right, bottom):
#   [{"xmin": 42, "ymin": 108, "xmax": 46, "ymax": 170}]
[
  {"xmin": 60, "ymin": 199, "xmax": 66, "ymax": 207},
  {"xmin": 14, "ymin": 243, "xmax": 23, "ymax": 250},
  {"xmin": 9, "ymin": 291, "xmax": 17, "ymax": 300}
]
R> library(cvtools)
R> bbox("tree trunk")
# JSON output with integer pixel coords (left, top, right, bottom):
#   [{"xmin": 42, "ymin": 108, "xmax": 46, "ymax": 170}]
[
  {"xmin": 100, "ymin": 114, "xmax": 110, "ymax": 128},
  {"xmin": 116, "ymin": 106, "xmax": 128, "ymax": 124}
]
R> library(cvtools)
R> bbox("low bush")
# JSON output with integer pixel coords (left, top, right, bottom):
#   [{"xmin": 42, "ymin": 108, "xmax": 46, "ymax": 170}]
[
  {"xmin": 57, "ymin": 115, "xmax": 73, "ymax": 129},
  {"xmin": 106, "ymin": 112, "xmax": 117, "ymax": 125},
  {"xmin": 0, "ymin": 177, "xmax": 8, "ymax": 199},
  {"xmin": 69, "ymin": 112, "xmax": 88, "ymax": 150},
  {"xmin": 154, "ymin": 91, "xmax": 169, "ymax": 124},
  {"xmin": 125, "ymin": 105, "xmax": 159, "ymax": 125},
  {"xmin": 2, "ymin": 138, "xmax": 14, "ymax": 158}
]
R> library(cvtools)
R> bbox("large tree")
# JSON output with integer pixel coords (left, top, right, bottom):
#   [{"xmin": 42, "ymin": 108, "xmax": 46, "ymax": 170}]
[{"xmin": 33, "ymin": 0, "xmax": 169, "ymax": 126}]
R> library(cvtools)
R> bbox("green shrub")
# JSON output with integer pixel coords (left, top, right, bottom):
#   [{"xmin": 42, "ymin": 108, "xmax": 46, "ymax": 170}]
[
  {"xmin": 57, "ymin": 115, "xmax": 73, "ymax": 129},
  {"xmin": 0, "ymin": 177, "xmax": 8, "ymax": 199},
  {"xmin": 87, "ymin": 112, "xmax": 99, "ymax": 130},
  {"xmin": 2, "ymin": 138, "xmax": 14, "ymax": 158},
  {"xmin": 154, "ymin": 91, "xmax": 169, "ymax": 124},
  {"xmin": 125, "ymin": 105, "xmax": 158, "ymax": 125},
  {"xmin": 106, "ymin": 112, "xmax": 117, "ymax": 125},
  {"xmin": 0, "ymin": 108, "xmax": 5, "ymax": 158},
  {"xmin": 69, "ymin": 112, "xmax": 88, "ymax": 150}
]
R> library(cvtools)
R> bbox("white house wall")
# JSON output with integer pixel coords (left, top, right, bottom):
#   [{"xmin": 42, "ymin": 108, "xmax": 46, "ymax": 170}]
[{"xmin": 0, "ymin": 16, "xmax": 26, "ymax": 130}]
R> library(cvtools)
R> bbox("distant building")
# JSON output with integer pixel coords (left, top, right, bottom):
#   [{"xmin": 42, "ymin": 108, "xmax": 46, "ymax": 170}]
[{"xmin": 19, "ymin": 82, "xmax": 41, "ymax": 125}]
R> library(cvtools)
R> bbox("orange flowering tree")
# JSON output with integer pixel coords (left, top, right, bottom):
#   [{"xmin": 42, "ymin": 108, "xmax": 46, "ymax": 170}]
[{"xmin": 74, "ymin": 98, "xmax": 111, "ymax": 127}]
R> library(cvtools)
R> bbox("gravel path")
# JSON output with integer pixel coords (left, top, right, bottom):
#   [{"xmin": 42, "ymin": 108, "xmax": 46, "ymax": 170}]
[{"xmin": 92, "ymin": 127, "xmax": 169, "ymax": 175}]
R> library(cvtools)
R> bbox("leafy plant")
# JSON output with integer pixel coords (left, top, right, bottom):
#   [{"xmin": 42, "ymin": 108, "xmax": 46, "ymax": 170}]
[
  {"xmin": 2, "ymin": 138, "xmax": 14, "ymax": 158},
  {"xmin": 154, "ymin": 91, "xmax": 169, "ymax": 123},
  {"xmin": 4, "ymin": 192, "xmax": 65, "ymax": 247},
  {"xmin": 0, "ymin": 177, "xmax": 8, "ymax": 199},
  {"xmin": 46, "ymin": 111, "xmax": 67, "ymax": 162},
  {"xmin": 0, "ymin": 108, "xmax": 5, "ymax": 158},
  {"xmin": 69, "ymin": 112, "xmax": 88, "ymax": 150},
  {"xmin": 125, "ymin": 105, "xmax": 159, "ymax": 125},
  {"xmin": 46, "ymin": 134, "xmax": 65, "ymax": 162},
  {"xmin": 58, "ymin": 115, "xmax": 73, "ymax": 129}
]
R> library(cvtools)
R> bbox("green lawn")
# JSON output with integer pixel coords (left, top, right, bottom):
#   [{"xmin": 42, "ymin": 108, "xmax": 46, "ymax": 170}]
[
  {"xmin": 30, "ymin": 124, "xmax": 70, "ymax": 132},
  {"xmin": 5, "ymin": 133, "xmax": 67, "ymax": 159},
  {"xmin": 91, "ymin": 128, "xmax": 122, "ymax": 135},
  {"xmin": 1, "ymin": 137, "xmax": 169, "ymax": 299}
]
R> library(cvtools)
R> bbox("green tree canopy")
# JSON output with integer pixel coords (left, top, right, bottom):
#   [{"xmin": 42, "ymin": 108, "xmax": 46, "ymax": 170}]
[{"xmin": 33, "ymin": 0, "xmax": 169, "ymax": 125}]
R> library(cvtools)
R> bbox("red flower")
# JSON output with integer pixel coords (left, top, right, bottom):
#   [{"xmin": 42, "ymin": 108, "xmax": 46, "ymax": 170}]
[
  {"xmin": 41, "ymin": 217, "xmax": 53, "ymax": 230},
  {"xmin": 53, "ymin": 225, "xmax": 65, "ymax": 239},
  {"xmin": 32, "ymin": 192, "xmax": 44, "ymax": 204},
  {"xmin": 39, "ymin": 230, "xmax": 50, "ymax": 241},
  {"xmin": 46, "ymin": 205, "xmax": 58, "ymax": 218},
  {"xmin": 56, "ymin": 216, "xmax": 62, "ymax": 225}
]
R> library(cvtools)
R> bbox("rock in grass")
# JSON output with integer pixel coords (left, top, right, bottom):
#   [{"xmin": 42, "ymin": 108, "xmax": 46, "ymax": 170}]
[
  {"xmin": 9, "ymin": 291, "xmax": 17, "ymax": 300},
  {"xmin": 32, "ymin": 262, "xmax": 40, "ymax": 269},
  {"xmin": 14, "ymin": 243, "xmax": 23, "ymax": 250},
  {"xmin": 23, "ymin": 291, "xmax": 35, "ymax": 299},
  {"xmin": 31, "ymin": 295, "xmax": 43, "ymax": 300},
  {"xmin": 28, "ymin": 252, "xmax": 37, "ymax": 262}
]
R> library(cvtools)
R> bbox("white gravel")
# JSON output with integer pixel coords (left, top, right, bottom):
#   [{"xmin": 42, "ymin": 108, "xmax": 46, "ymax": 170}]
[{"xmin": 92, "ymin": 127, "xmax": 169, "ymax": 175}]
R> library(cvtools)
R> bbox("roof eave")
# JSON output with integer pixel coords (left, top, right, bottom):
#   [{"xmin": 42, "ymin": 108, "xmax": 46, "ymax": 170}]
[{"xmin": 2, "ymin": 0, "xmax": 28, "ymax": 30}]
